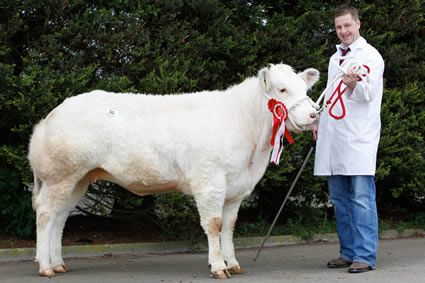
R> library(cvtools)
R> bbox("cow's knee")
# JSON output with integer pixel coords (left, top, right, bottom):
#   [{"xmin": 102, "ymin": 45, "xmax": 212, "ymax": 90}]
[
  {"xmin": 207, "ymin": 217, "xmax": 222, "ymax": 236},
  {"xmin": 36, "ymin": 209, "xmax": 51, "ymax": 228}
]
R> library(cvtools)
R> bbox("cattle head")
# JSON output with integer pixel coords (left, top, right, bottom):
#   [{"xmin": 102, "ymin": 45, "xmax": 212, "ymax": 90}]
[{"xmin": 259, "ymin": 64, "xmax": 320, "ymax": 132}]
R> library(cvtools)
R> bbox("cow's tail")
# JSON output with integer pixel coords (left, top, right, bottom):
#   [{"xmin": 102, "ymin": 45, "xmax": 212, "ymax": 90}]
[{"xmin": 32, "ymin": 171, "xmax": 41, "ymax": 211}]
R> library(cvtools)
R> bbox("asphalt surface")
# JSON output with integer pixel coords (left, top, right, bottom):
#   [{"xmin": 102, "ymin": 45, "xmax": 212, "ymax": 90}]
[{"xmin": 1, "ymin": 237, "xmax": 424, "ymax": 283}]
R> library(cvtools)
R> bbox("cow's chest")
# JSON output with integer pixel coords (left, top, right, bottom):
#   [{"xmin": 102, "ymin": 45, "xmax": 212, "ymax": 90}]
[{"xmin": 224, "ymin": 146, "xmax": 271, "ymax": 201}]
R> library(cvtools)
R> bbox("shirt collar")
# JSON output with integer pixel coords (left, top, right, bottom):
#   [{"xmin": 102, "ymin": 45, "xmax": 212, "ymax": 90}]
[{"xmin": 335, "ymin": 36, "xmax": 366, "ymax": 52}]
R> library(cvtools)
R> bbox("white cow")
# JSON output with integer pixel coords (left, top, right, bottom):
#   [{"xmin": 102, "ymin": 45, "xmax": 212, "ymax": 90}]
[{"xmin": 29, "ymin": 64, "xmax": 319, "ymax": 279}]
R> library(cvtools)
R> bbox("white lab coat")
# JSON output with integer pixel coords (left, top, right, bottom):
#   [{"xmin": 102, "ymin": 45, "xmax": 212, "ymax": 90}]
[{"xmin": 314, "ymin": 37, "xmax": 385, "ymax": 176}]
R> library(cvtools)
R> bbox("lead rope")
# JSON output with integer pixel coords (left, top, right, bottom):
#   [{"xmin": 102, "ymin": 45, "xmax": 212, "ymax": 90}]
[{"xmin": 311, "ymin": 55, "xmax": 371, "ymax": 119}]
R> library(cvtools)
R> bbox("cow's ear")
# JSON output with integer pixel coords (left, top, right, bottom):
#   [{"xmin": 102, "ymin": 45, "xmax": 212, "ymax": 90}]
[
  {"xmin": 258, "ymin": 66, "xmax": 271, "ymax": 92},
  {"xmin": 299, "ymin": 68, "xmax": 320, "ymax": 89}
]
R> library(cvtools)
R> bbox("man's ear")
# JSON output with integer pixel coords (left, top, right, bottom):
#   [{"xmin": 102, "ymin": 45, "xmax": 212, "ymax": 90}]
[
  {"xmin": 298, "ymin": 68, "xmax": 320, "ymax": 89},
  {"xmin": 258, "ymin": 66, "xmax": 271, "ymax": 92}
]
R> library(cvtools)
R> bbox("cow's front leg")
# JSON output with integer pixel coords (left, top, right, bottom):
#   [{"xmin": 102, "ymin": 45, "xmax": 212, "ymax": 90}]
[
  {"xmin": 221, "ymin": 197, "xmax": 244, "ymax": 275},
  {"xmin": 194, "ymin": 188, "xmax": 230, "ymax": 279},
  {"xmin": 206, "ymin": 216, "xmax": 231, "ymax": 279}
]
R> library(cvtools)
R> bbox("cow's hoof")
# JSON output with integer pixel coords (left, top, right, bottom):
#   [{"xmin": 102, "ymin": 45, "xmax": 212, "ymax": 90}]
[
  {"xmin": 211, "ymin": 269, "xmax": 231, "ymax": 279},
  {"xmin": 228, "ymin": 265, "xmax": 244, "ymax": 275},
  {"xmin": 39, "ymin": 268, "xmax": 55, "ymax": 278},
  {"xmin": 53, "ymin": 264, "xmax": 68, "ymax": 273}
]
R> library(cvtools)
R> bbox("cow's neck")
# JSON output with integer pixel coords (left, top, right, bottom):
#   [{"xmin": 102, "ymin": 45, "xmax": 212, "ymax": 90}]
[
  {"xmin": 227, "ymin": 77, "xmax": 274, "ymax": 152},
  {"xmin": 228, "ymin": 77, "xmax": 275, "ymax": 186}
]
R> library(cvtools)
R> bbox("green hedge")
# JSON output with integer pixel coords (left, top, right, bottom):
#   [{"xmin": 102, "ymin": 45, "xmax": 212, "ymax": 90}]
[{"xmin": 0, "ymin": 0, "xmax": 424, "ymax": 238}]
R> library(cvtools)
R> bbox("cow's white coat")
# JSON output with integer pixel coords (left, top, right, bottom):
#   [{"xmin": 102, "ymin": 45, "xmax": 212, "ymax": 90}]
[{"xmin": 29, "ymin": 64, "xmax": 319, "ymax": 278}]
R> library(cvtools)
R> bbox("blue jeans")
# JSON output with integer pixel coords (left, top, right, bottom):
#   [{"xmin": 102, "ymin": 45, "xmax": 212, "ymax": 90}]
[{"xmin": 328, "ymin": 175, "xmax": 378, "ymax": 268}]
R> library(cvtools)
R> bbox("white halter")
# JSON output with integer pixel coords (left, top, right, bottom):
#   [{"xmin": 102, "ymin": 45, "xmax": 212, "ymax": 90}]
[{"xmin": 261, "ymin": 91, "xmax": 319, "ymax": 132}]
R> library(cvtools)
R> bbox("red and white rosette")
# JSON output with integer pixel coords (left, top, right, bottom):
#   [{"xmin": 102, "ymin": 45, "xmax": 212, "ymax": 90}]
[{"xmin": 268, "ymin": 99, "xmax": 294, "ymax": 165}]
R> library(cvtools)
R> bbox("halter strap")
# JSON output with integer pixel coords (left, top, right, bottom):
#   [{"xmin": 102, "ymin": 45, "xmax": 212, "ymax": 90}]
[{"xmin": 262, "ymin": 91, "xmax": 319, "ymax": 132}]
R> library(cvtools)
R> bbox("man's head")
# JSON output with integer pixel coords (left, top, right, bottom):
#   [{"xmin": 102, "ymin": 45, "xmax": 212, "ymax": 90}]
[{"xmin": 334, "ymin": 4, "xmax": 361, "ymax": 48}]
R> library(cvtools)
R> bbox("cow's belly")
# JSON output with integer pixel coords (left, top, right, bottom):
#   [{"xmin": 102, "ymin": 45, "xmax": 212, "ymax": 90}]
[
  {"xmin": 82, "ymin": 168, "xmax": 184, "ymax": 196},
  {"xmin": 126, "ymin": 181, "xmax": 183, "ymax": 196}
]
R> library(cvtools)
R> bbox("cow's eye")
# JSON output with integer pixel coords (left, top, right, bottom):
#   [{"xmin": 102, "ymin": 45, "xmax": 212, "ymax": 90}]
[{"xmin": 279, "ymin": 88, "xmax": 286, "ymax": 93}]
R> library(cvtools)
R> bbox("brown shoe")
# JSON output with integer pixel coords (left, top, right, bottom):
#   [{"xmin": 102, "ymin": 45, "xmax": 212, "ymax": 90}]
[
  {"xmin": 327, "ymin": 258, "xmax": 352, "ymax": 268},
  {"xmin": 348, "ymin": 261, "xmax": 372, "ymax": 273}
]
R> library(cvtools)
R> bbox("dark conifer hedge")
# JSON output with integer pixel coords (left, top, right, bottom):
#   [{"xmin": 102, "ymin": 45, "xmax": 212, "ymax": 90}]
[{"xmin": 1, "ymin": 0, "xmax": 423, "ymax": 237}]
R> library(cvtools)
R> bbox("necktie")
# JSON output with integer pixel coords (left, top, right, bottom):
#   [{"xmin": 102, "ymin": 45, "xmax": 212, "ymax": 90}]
[{"xmin": 339, "ymin": 47, "xmax": 350, "ymax": 65}]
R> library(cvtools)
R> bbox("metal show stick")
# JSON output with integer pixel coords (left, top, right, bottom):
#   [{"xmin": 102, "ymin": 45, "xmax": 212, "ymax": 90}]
[{"xmin": 253, "ymin": 146, "xmax": 314, "ymax": 261}]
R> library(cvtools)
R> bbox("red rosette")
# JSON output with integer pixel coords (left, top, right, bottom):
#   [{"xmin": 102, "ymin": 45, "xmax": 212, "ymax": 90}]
[
  {"xmin": 268, "ymin": 98, "xmax": 289, "ymax": 121},
  {"xmin": 267, "ymin": 98, "xmax": 294, "ymax": 146}
]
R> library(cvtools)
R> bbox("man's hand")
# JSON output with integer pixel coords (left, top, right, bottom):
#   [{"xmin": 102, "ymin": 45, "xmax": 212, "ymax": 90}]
[
  {"xmin": 312, "ymin": 126, "xmax": 318, "ymax": 141},
  {"xmin": 343, "ymin": 66, "xmax": 358, "ymax": 91}
]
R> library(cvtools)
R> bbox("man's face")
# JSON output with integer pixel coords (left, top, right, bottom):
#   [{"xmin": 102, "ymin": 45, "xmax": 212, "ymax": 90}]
[{"xmin": 334, "ymin": 13, "xmax": 360, "ymax": 47}]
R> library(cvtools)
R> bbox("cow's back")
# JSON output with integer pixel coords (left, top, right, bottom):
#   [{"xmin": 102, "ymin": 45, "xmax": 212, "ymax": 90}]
[
  {"xmin": 29, "ymin": 89, "xmax": 263, "ymax": 190},
  {"xmin": 43, "ymin": 90, "xmax": 247, "ymax": 158}
]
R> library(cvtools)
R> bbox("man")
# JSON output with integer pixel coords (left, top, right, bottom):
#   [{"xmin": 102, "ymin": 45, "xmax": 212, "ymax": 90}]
[{"xmin": 313, "ymin": 4, "xmax": 385, "ymax": 273}]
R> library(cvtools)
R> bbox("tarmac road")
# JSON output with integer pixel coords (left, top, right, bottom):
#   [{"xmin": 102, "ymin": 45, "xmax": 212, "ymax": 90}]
[{"xmin": 0, "ymin": 237, "xmax": 424, "ymax": 283}]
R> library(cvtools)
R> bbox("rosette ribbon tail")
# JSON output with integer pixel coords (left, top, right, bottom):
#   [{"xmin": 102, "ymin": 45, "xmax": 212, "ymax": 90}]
[
  {"xmin": 268, "ymin": 98, "xmax": 294, "ymax": 165},
  {"xmin": 270, "ymin": 118, "xmax": 293, "ymax": 165}
]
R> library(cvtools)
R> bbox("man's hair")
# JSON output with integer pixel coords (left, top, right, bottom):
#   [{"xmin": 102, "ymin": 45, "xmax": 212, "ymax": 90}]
[{"xmin": 334, "ymin": 4, "xmax": 359, "ymax": 20}]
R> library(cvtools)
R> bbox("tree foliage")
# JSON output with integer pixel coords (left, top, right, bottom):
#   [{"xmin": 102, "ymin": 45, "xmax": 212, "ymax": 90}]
[{"xmin": 0, "ymin": 0, "xmax": 424, "ymax": 237}]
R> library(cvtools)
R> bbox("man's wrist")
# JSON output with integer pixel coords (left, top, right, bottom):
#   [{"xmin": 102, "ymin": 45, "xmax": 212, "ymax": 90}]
[{"xmin": 347, "ymin": 81, "xmax": 357, "ymax": 91}]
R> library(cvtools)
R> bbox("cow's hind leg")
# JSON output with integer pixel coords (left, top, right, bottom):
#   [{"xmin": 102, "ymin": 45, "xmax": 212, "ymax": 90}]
[
  {"xmin": 193, "ymin": 181, "xmax": 230, "ymax": 279},
  {"xmin": 34, "ymin": 180, "xmax": 79, "ymax": 277},
  {"xmin": 50, "ymin": 180, "xmax": 89, "ymax": 273},
  {"xmin": 221, "ymin": 197, "xmax": 244, "ymax": 275}
]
